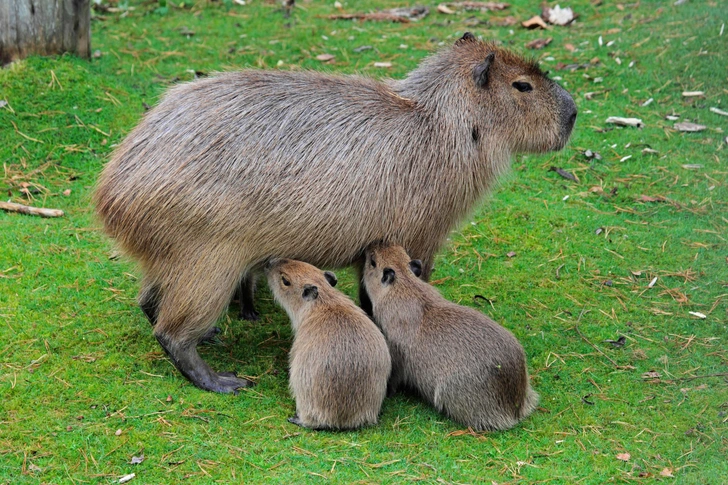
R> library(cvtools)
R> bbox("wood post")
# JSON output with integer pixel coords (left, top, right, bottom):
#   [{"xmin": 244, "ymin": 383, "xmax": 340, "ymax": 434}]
[{"xmin": 0, "ymin": 0, "xmax": 91, "ymax": 66}]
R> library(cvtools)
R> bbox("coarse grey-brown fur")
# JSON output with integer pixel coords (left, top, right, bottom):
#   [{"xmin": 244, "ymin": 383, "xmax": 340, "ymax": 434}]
[
  {"xmin": 94, "ymin": 32, "xmax": 576, "ymax": 393},
  {"xmin": 362, "ymin": 244, "xmax": 539, "ymax": 431},
  {"xmin": 266, "ymin": 259, "xmax": 391, "ymax": 430}
]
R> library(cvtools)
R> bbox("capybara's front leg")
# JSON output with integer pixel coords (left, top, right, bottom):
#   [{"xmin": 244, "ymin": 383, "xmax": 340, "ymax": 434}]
[{"xmin": 236, "ymin": 273, "xmax": 259, "ymax": 321}]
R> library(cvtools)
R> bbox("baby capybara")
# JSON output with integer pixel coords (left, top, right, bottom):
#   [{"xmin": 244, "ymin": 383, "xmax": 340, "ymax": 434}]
[
  {"xmin": 266, "ymin": 259, "xmax": 390, "ymax": 430},
  {"xmin": 362, "ymin": 244, "xmax": 538, "ymax": 431}
]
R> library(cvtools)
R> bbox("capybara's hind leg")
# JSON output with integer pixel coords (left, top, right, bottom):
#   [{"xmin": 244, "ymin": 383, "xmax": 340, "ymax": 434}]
[
  {"xmin": 154, "ymin": 256, "xmax": 253, "ymax": 393},
  {"xmin": 138, "ymin": 278, "xmax": 162, "ymax": 325},
  {"xmin": 236, "ymin": 274, "xmax": 259, "ymax": 321}
]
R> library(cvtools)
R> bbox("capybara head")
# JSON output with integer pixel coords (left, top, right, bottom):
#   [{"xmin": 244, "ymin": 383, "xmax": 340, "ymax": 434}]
[
  {"xmin": 266, "ymin": 259, "xmax": 338, "ymax": 323},
  {"xmin": 362, "ymin": 244, "xmax": 423, "ymax": 303},
  {"xmin": 409, "ymin": 32, "xmax": 577, "ymax": 154}
]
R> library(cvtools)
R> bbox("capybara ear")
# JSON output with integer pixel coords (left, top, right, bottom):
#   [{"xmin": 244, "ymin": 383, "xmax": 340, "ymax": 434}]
[
  {"xmin": 409, "ymin": 259, "xmax": 423, "ymax": 278},
  {"xmin": 473, "ymin": 52, "xmax": 496, "ymax": 88},
  {"xmin": 382, "ymin": 268, "xmax": 396, "ymax": 286},
  {"xmin": 324, "ymin": 271, "xmax": 338, "ymax": 287},
  {"xmin": 456, "ymin": 32, "xmax": 477, "ymax": 46},
  {"xmin": 302, "ymin": 284, "xmax": 319, "ymax": 301}
]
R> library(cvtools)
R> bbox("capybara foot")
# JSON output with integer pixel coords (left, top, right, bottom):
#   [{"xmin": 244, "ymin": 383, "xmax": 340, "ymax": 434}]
[
  {"xmin": 288, "ymin": 415, "xmax": 306, "ymax": 428},
  {"xmin": 155, "ymin": 333, "xmax": 253, "ymax": 393},
  {"xmin": 238, "ymin": 306, "xmax": 260, "ymax": 321},
  {"xmin": 208, "ymin": 372, "xmax": 253, "ymax": 394},
  {"xmin": 199, "ymin": 326, "xmax": 221, "ymax": 344}
]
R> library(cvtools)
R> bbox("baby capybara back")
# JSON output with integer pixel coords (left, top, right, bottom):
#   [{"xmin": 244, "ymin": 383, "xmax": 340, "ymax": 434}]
[
  {"xmin": 362, "ymin": 244, "xmax": 538, "ymax": 431},
  {"xmin": 94, "ymin": 32, "xmax": 576, "ymax": 392}
]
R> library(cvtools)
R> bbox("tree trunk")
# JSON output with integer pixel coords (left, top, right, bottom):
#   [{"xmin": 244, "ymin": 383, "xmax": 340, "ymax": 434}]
[{"xmin": 0, "ymin": 0, "xmax": 90, "ymax": 66}]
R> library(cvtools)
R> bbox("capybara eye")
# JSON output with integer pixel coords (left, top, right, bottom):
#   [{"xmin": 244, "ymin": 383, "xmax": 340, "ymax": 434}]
[
  {"xmin": 513, "ymin": 81, "xmax": 533, "ymax": 93},
  {"xmin": 370, "ymin": 256, "xmax": 377, "ymax": 268},
  {"xmin": 282, "ymin": 276, "xmax": 291, "ymax": 287}
]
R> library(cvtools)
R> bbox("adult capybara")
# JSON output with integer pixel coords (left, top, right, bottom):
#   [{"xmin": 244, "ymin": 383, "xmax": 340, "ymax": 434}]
[
  {"xmin": 362, "ymin": 244, "xmax": 539, "ymax": 431},
  {"xmin": 266, "ymin": 259, "xmax": 390, "ymax": 430},
  {"xmin": 94, "ymin": 32, "xmax": 576, "ymax": 393}
]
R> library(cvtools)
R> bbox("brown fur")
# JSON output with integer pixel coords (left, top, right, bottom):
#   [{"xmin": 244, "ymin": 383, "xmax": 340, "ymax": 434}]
[
  {"xmin": 362, "ymin": 244, "xmax": 539, "ymax": 431},
  {"xmin": 266, "ymin": 259, "xmax": 390, "ymax": 430},
  {"xmin": 94, "ymin": 32, "xmax": 576, "ymax": 392}
]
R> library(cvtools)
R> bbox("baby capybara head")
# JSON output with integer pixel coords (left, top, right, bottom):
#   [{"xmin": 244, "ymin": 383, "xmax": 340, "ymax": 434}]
[
  {"xmin": 362, "ymin": 244, "xmax": 423, "ymax": 303},
  {"xmin": 266, "ymin": 259, "xmax": 338, "ymax": 323},
  {"xmin": 447, "ymin": 32, "xmax": 577, "ymax": 153}
]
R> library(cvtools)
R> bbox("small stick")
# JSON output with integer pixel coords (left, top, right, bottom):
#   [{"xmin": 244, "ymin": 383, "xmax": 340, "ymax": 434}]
[
  {"xmin": 674, "ymin": 372, "xmax": 728, "ymax": 382},
  {"xmin": 0, "ymin": 201, "xmax": 64, "ymax": 218},
  {"xmin": 574, "ymin": 324, "xmax": 619, "ymax": 368}
]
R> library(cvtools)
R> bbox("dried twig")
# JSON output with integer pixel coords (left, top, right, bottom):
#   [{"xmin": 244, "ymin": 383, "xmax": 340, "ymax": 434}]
[
  {"xmin": 1, "ymin": 201, "xmax": 64, "ymax": 218},
  {"xmin": 574, "ymin": 324, "xmax": 619, "ymax": 368}
]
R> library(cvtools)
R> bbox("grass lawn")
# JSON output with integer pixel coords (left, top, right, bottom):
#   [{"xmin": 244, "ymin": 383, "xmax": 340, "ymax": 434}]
[{"xmin": 1, "ymin": 0, "xmax": 726, "ymax": 483}]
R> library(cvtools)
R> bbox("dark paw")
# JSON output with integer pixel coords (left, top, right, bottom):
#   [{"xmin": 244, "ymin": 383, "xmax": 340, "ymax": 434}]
[
  {"xmin": 239, "ymin": 308, "xmax": 260, "ymax": 321},
  {"xmin": 199, "ymin": 326, "xmax": 222, "ymax": 344},
  {"xmin": 288, "ymin": 414, "xmax": 304, "ymax": 427}
]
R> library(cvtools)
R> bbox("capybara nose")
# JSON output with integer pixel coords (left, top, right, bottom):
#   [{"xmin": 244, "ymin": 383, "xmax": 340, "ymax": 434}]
[{"xmin": 568, "ymin": 110, "xmax": 577, "ymax": 130}]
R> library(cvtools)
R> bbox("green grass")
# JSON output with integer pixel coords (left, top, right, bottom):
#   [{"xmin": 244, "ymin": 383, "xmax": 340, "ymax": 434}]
[{"xmin": 1, "ymin": 0, "xmax": 727, "ymax": 483}]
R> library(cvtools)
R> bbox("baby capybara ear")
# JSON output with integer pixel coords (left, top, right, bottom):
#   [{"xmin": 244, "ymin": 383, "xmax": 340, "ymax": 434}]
[
  {"xmin": 324, "ymin": 271, "xmax": 338, "ymax": 287},
  {"xmin": 409, "ymin": 260, "xmax": 423, "ymax": 278},
  {"xmin": 302, "ymin": 284, "xmax": 319, "ymax": 301}
]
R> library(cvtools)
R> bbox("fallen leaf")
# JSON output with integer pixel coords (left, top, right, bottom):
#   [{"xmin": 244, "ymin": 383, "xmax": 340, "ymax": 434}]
[
  {"xmin": 642, "ymin": 147, "xmax": 659, "ymax": 154},
  {"xmin": 179, "ymin": 26, "xmax": 195, "ymax": 37},
  {"xmin": 526, "ymin": 37, "xmax": 552, "ymax": 49},
  {"xmin": 674, "ymin": 122, "xmax": 706, "ymax": 132},
  {"xmin": 542, "ymin": 5, "xmax": 576, "ymax": 25},
  {"xmin": 665, "ymin": 114, "xmax": 680, "ymax": 121},
  {"xmin": 616, "ymin": 453, "xmax": 630, "ymax": 461},
  {"xmin": 682, "ymin": 91, "xmax": 704, "ymax": 97},
  {"xmin": 506, "ymin": 251, "xmax": 516, "ymax": 258},
  {"xmin": 522, "ymin": 15, "xmax": 548, "ymax": 29},
  {"xmin": 606, "ymin": 116, "xmax": 643, "ymax": 127},
  {"xmin": 491, "ymin": 16, "xmax": 517, "ymax": 26},
  {"xmin": 710, "ymin": 107, "xmax": 728, "ymax": 117},
  {"xmin": 62, "ymin": 189, "xmax": 71, "ymax": 196},
  {"xmin": 315, "ymin": 54, "xmax": 335, "ymax": 62},
  {"xmin": 681, "ymin": 164, "xmax": 703, "ymax": 170},
  {"xmin": 688, "ymin": 311, "xmax": 706, "ymax": 319},
  {"xmin": 604, "ymin": 336, "xmax": 626, "ymax": 347},
  {"xmin": 660, "ymin": 468, "xmax": 674, "ymax": 478},
  {"xmin": 437, "ymin": 4, "xmax": 455, "ymax": 14},
  {"xmin": 648, "ymin": 276, "xmax": 658, "ymax": 288},
  {"xmin": 115, "ymin": 429, "xmax": 122, "ymax": 436},
  {"xmin": 28, "ymin": 463, "xmax": 42, "ymax": 473},
  {"xmin": 584, "ymin": 149, "xmax": 602, "ymax": 160},
  {"xmin": 353, "ymin": 45, "xmax": 373, "ymax": 53},
  {"xmin": 330, "ymin": 6, "xmax": 429, "ymax": 22},
  {"xmin": 638, "ymin": 195, "xmax": 666, "ymax": 203},
  {"xmin": 641, "ymin": 370, "xmax": 661, "ymax": 379},
  {"xmin": 564, "ymin": 42, "xmax": 575, "ymax": 52},
  {"xmin": 130, "ymin": 454, "xmax": 144, "ymax": 465},
  {"xmin": 549, "ymin": 166, "xmax": 578, "ymax": 182},
  {"xmin": 373, "ymin": 62, "xmax": 392, "ymax": 68},
  {"xmin": 119, "ymin": 474, "xmax": 135, "ymax": 484}
]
